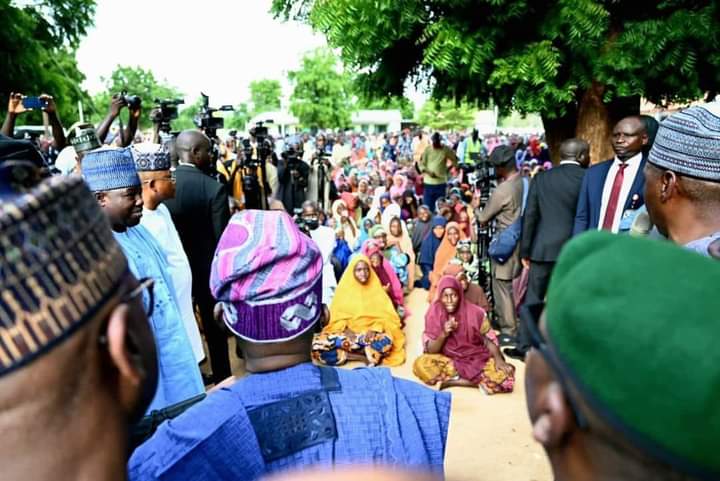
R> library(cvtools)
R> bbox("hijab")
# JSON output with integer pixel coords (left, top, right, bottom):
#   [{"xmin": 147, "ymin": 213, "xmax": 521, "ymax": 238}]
[
  {"xmin": 389, "ymin": 173, "xmax": 408, "ymax": 199},
  {"xmin": 428, "ymin": 221, "xmax": 465, "ymax": 301},
  {"xmin": 362, "ymin": 239, "xmax": 404, "ymax": 310},
  {"xmin": 419, "ymin": 216, "xmax": 447, "ymax": 268},
  {"xmin": 325, "ymin": 255, "xmax": 405, "ymax": 366},
  {"xmin": 354, "ymin": 216, "xmax": 374, "ymax": 252},
  {"xmin": 442, "ymin": 262, "xmax": 489, "ymax": 311},
  {"xmin": 383, "ymin": 212, "xmax": 416, "ymax": 289},
  {"xmin": 401, "ymin": 189, "xmax": 418, "ymax": 220},
  {"xmin": 332, "ymin": 199, "xmax": 358, "ymax": 247},
  {"xmin": 411, "ymin": 205, "xmax": 433, "ymax": 254},
  {"xmin": 424, "ymin": 275, "xmax": 491, "ymax": 383}
]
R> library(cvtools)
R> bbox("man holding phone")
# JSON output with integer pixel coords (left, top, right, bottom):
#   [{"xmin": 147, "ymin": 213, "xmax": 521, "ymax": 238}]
[{"xmin": 1, "ymin": 92, "xmax": 66, "ymax": 151}]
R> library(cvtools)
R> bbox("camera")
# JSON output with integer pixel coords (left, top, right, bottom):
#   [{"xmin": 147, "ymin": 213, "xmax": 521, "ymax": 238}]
[
  {"xmin": 194, "ymin": 93, "xmax": 233, "ymax": 139},
  {"xmin": 152, "ymin": 98, "xmax": 184, "ymax": 133},
  {"xmin": 120, "ymin": 90, "xmax": 142, "ymax": 110},
  {"xmin": 282, "ymin": 146, "xmax": 307, "ymax": 189}
]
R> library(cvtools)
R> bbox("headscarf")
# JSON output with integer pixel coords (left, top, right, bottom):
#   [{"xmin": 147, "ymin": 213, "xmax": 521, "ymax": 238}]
[
  {"xmin": 442, "ymin": 262, "xmax": 489, "ymax": 311},
  {"xmin": 354, "ymin": 216, "xmax": 374, "ymax": 252},
  {"xmin": 332, "ymin": 199, "xmax": 358, "ymax": 247},
  {"xmin": 334, "ymin": 171, "xmax": 347, "ymax": 189},
  {"xmin": 389, "ymin": 173, "xmax": 408, "ymax": 199},
  {"xmin": 424, "ymin": 276, "xmax": 491, "ymax": 384},
  {"xmin": 378, "ymin": 192, "xmax": 391, "ymax": 212},
  {"xmin": 419, "ymin": 216, "xmax": 447, "ymax": 268},
  {"xmin": 383, "ymin": 213, "xmax": 416, "ymax": 289},
  {"xmin": 325, "ymin": 255, "xmax": 406, "ymax": 366},
  {"xmin": 401, "ymin": 189, "xmax": 418, "ymax": 220},
  {"xmin": 428, "ymin": 221, "xmax": 465, "ymax": 301},
  {"xmin": 362, "ymin": 240, "xmax": 404, "ymax": 310},
  {"xmin": 411, "ymin": 205, "xmax": 433, "ymax": 254},
  {"xmin": 381, "ymin": 202, "xmax": 402, "ymax": 229}
]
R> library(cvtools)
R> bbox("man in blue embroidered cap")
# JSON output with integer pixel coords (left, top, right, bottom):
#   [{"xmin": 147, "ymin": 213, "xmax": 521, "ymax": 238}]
[
  {"xmin": 0, "ymin": 174, "xmax": 159, "ymax": 480},
  {"xmin": 129, "ymin": 209, "xmax": 450, "ymax": 481},
  {"xmin": 83, "ymin": 147, "xmax": 204, "ymax": 413},
  {"xmin": 132, "ymin": 142, "xmax": 206, "ymax": 365},
  {"xmin": 644, "ymin": 102, "xmax": 720, "ymax": 256}
]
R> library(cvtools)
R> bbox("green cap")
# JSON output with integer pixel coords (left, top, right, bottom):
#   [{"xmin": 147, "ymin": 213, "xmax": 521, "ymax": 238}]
[{"xmin": 546, "ymin": 231, "xmax": 720, "ymax": 478}]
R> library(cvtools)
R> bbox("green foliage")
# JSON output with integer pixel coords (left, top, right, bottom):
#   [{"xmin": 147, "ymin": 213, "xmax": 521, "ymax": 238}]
[
  {"xmin": 172, "ymin": 97, "xmax": 203, "ymax": 132},
  {"xmin": 249, "ymin": 79, "xmax": 282, "ymax": 114},
  {"xmin": 273, "ymin": 0, "xmax": 720, "ymax": 119},
  {"xmin": 355, "ymin": 94, "xmax": 415, "ymax": 119},
  {"xmin": 416, "ymin": 99, "xmax": 476, "ymax": 132},
  {"xmin": 289, "ymin": 48, "xmax": 353, "ymax": 129},
  {"xmin": 225, "ymin": 102, "xmax": 250, "ymax": 131},
  {"xmin": 90, "ymin": 66, "xmax": 184, "ymax": 130},
  {"xmin": 0, "ymin": 0, "xmax": 96, "ymax": 125}
]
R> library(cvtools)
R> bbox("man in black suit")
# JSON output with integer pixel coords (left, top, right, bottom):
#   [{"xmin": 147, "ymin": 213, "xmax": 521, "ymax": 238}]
[
  {"xmin": 506, "ymin": 139, "xmax": 589, "ymax": 360},
  {"xmin": 165, "ymin": 130, "xmax": 231, "ymax": 384}
]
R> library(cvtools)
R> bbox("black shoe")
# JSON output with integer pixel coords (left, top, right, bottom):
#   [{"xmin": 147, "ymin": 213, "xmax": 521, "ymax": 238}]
[
  {"xmin": 498, "ymin": 334, "xmax": 517, "ymax": 347},
  {"xmin": 503, "ymin": 347, "xmax": 527, "ymax": 362}
]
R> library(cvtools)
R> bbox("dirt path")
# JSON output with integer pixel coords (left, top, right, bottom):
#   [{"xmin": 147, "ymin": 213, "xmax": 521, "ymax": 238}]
[{"xmin": 224, "ymin": 288, "xmax": 552, "ymax": 480}]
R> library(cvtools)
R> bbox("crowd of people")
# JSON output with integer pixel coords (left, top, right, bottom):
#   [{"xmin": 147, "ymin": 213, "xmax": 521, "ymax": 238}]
[{"xmin": 1, "ymin": 87, "xmax": 720, "ymax": 481}]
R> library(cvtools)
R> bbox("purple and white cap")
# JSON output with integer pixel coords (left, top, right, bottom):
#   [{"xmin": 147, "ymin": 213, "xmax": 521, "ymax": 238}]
[{"xmin": 210, "ymin": 209, "xmax": 323, "ymax": 342}]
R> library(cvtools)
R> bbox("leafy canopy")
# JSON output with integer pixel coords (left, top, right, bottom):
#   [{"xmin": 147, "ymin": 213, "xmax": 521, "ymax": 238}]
[
  {"xmin": 249, "ymin": 79, "xmax": 282, "ymax": 114},
  {"xmin": 289, "ymin": 48, "xmax": 353, "ymax": 129},
  {"xmin": 1, "ymin": 0, "xmax": 97, "ymax": 124},
  {"xmin": 417, "ymin": 99, "xmax": 475, "ymax": 132},
  {"xmin": 272, "ymin": 0, "xmax": 720, "ymax": 120}
]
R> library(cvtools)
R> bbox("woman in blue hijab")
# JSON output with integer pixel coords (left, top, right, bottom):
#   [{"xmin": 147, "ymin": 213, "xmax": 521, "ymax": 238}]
[{"xmin": 417, "ymin": 216, "xmax": 447, "ymax": 289}]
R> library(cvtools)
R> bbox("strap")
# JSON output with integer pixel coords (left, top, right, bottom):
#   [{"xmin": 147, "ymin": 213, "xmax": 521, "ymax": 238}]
[{"xmin": 521, "ymin": 177, "xmax": 530, "ymax": 214}]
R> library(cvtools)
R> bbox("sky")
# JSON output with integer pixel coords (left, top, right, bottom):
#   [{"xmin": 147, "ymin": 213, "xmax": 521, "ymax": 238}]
[{"xmin": 76, "ymin": 0, "xmax": 328, "ymax": 108}]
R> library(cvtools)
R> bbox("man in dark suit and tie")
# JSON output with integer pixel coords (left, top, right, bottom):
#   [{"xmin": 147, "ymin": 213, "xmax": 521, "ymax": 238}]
[
  {"xmin": 573, "ymin": 116, "xmax": 649, "ymax": 235},
  {"xmin": 165, "ymin": 130, "xmax": 232, "ymax": 384},
  {"xmin": 505, "ymin": 139, "xmax": 589, "ymax": 360}
]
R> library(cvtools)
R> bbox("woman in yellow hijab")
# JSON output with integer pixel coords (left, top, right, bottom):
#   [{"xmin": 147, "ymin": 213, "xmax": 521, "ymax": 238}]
[{"xmin": 312, "ymin": 255, "xmax": 406, "ymax": 367}]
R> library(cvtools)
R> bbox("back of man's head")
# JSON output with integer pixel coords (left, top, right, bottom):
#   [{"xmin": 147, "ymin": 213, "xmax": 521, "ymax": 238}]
[
  {"xmin": 489, "ymin": 145, "xmax": 516, "ymax": 172},
  {"xmin": 175, "ymin": 129, "xmax": 210, "ymax": 167},
  {"xmin": 559, "ymin": 138, "xmax": 590, "ymax": 167}
]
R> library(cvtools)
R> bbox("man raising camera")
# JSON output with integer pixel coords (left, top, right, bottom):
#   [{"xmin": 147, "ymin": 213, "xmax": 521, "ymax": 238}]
[
  {"xmin": 278, "ymin": 144, "xmax": 309, "ymax": 214},
  {"xmin": 96, "ymin": 93, "xmax": 142, "ymax": 147}
]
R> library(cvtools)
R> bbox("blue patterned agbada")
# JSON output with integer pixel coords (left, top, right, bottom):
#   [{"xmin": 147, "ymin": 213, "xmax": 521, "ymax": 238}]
[
  {"xmin": 114, "ymin": 225, "xmax": 204, "ymax": 413},
  {"xmin": 128, "ymin": 363, "xmax": 451, "ymax": 480}
]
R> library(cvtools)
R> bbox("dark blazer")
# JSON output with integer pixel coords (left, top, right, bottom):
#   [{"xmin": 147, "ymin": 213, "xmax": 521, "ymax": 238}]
[
  {"xmin": 520, "ymin": 163, "xmax": 586, "ymax": 262},
  {"xmin": 572, "ymin": 154, "xmax": 647, "ymax": 235},
  {"xmin": 165, "ymin": 164, "xmax": 230, "ymax": 297}
]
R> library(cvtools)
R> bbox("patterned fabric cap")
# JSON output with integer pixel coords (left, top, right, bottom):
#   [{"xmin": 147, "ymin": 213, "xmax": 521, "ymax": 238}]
[
  {"xmin": 131, "ymin": 142, "xmax": 171, "ymax": 172},
  {"xmin": 67, "ymin": 122, "xmax": 101, "ymax": 153},
  {"xmin": 82, "ymin": 147, "xmax": 141, "ymax": 192},
  {"xmin": 0, "ymin": 175, "xmax": 128, "ymax": 376},
  {"xmin": 648, "ymin": 102, "xmax": 720, "ymax": 181},
  {"xmin": 211, "ymin": 210, "xmax": 323, "ymax": 342}
]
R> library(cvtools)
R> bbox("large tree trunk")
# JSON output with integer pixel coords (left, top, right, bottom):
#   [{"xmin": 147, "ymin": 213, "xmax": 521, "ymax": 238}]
[{"xmin": 575, "ymin": 82, "xmax": 640, "ymax": 164}]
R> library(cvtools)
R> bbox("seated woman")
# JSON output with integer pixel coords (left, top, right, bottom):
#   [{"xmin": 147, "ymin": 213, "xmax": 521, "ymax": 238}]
[
  {"xmin": 385, "ymin": 215, "xmax": 416, "ymax": 290},
  {"xmin": 313, "ymin": 255, "xmax": 406, "ymax": 367},
  {"xmin": 414, "ymin": 275, "xmax": 514, "ymax": 394},
  {"xmin": 417, "ymin": 216, "xmax": 447, "ymax": 289},
  {"xmin": 370, "ymin": 224, "xmax": 409, "ymax": 286},
  {"xmin": 332, "ymin": 199, "xmax": 358, "ymax": 248},
  {"xmin": 353, "ymin": 216, "xmax": 374, "ymax": 252},
  {"xmin": 332, "ymin": 227, "xmax": 352, "ymax": 281},
  {"xmin": 362, "ymin": 240, "xmax": 406, "ymax": 318},
  {"xmin": 411, "ymin": 205, "xmax": 433, "ymax": 256},
  {"xmin": 428, "ymin": 221, "xmax": 464, "ymax": 301},
  {"xmin": 442, "ymin": 261, "xmax": 489, "ymax": 311}
]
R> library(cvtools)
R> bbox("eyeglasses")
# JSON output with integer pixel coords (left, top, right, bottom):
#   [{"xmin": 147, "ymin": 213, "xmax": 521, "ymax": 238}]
[
  {"xmin": 522, "ymin": 302, "xmax": 589, "ymax": 429},
  {"xmin": 121, "ymin": 277, "xmax": 155, "ymax": 318}
]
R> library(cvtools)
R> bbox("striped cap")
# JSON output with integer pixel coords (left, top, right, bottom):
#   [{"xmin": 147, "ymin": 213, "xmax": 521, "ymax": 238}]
[
  {"xmin": 0, "ymin": 175, "xmax": 128, "ymax": 376},
  {"xmin": 649, "ymin": 102, "xmax": 720, "ymax": 181},
  {"xmin": 82, "ymin": 147, "xmax": 141, "ymax": 192},
  {"xmin": 210, "ymin": 210, "xmax": 323, "ymax": 342}
]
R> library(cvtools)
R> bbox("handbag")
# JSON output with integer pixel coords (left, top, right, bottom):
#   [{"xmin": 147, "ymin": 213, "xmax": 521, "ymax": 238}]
[{"xmin": 488, "ymin": 177, "xmax": 529, "ymax": 264}]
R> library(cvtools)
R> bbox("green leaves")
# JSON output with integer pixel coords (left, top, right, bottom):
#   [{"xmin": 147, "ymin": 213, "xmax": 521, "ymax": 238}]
[{"xmin": 249, "ymin": 79, "xmax": 282, "ymax": 114}]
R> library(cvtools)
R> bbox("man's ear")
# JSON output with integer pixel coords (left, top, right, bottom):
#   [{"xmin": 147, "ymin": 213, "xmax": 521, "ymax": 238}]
[
  {"xmin": 531, "ymin": 381, "xmax": 576, "ymax": 449},
  {"xmin": 104, "ymin": 303, "xmax": 145, "ymax": 413},
  {"xmin": 660, "ymin": 170, "xmax": 677, "ymax": 202}
]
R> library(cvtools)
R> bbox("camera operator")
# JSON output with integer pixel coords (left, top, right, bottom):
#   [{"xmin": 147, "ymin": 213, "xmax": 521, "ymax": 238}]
[
  {"xmin": 278, "ymin": 144, "xmax": 309, "ymax": 214},
  {"xmin": 299, "ymin": 200, "xmax": 337, "ymax": 312},
  {"xmin": 2, "ymin": 92, "xmax": 67, "ymax": 151},
  {"xmin": 306, "ymin": 134, "xmax": 335, "ymax": 211},
  {"xmin": 475, "ymin": 145, "xmax": 524, "ymax": 343},
  {"xmin": 96, "ymin": 93, "xmax": 141, "ymax": 147}
]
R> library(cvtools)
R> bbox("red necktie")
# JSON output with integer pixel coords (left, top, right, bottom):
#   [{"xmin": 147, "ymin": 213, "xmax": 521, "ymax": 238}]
[{"xmin": 601, "ymin": 162, "xmax": 628, "ymax": 231}]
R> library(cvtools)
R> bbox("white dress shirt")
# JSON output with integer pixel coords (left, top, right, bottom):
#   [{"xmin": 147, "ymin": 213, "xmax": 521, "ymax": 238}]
[
  {"xmin": 310, "ymin": 225, "xmax": 338, "ymax": 306},
  {"xmin": 598, "ymin": 152, "xmax": 643, "ymax": 233}
]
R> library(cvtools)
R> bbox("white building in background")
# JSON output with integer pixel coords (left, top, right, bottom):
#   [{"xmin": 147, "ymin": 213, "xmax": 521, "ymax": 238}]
[
  {"xmin": 247, "ymin": 109, "xmax": 403, "ymax": 136},
  {"xmin": 351, "ymin": 109, "xmax": 402, "ymax": 134}
]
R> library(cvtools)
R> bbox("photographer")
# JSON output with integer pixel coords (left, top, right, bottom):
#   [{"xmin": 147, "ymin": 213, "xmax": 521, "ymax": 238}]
[
  {"xmin": 277, "ymin": 145, "xmax": 309, "ymax": 214},
  {"xmin": 475, "ymin": 145, "xmax": 524, "ymax": 342},
  {"xmin": 305, "ymin": 134, "xmax": 330, "ymax": 208},
  {"xmin": 96, "ymin": 93, "xmax": 141, "ymax": 147},
  {"xmin": 2, "ymin": 92, "xmax": 66, "ymax": 151}
]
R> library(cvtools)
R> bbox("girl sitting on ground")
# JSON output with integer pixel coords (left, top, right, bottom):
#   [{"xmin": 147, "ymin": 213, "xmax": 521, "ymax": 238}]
[
  {"xmin": 414, "ymin": 275, "xmax": 514, "ymax": 394},
  {"xmin": 313, "ymin": 255, "xmax": 406, "ymax": 367}
]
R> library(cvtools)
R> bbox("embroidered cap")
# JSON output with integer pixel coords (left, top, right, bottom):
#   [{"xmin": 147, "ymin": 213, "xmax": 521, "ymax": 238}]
[
  {"xmin": 649, "ymin": 102, "xmax": 720, "ymax": 181},
  {"xmin": 0, "ymin": 175, "xmax": 128, "ymax": 376},
  {"xmin": 82, "ymin": 147, "xmax": 141, "ymax": 192},
  {"xmin": 211, "ymin": 210, "xmax": 323, "ymax": 342},
  {"xmin": 131, "ymin": 142, "xmax": 171, "ymax": 172}
]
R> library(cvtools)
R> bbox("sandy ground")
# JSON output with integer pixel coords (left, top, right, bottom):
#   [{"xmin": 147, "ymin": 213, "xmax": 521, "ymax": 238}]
[{"xmin": 219, "ymin": 288, "xmax": 552, "ymax": 481}]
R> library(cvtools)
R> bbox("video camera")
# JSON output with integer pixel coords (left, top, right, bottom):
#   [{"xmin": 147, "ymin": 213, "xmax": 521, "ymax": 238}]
[
  {"xmin": 241, "ymin": 121, "xmax": 274, "ymax": 168},
  {"xmin": 152, "ymin": 98, "xmax": 184, "ymax": 133},
  {"xmin": 194, "ymin": 93, "xmax": 233, "ymax": 139},
  {"xmin": 120, "ymin": 90, "xmax": 142, "ymax": 110}
]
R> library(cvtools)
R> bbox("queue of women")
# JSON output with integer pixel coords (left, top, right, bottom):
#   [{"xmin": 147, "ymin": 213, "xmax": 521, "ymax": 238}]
[{"xmin": 307, "ymin": 135, "xmax": 516, "ymax": 395}]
